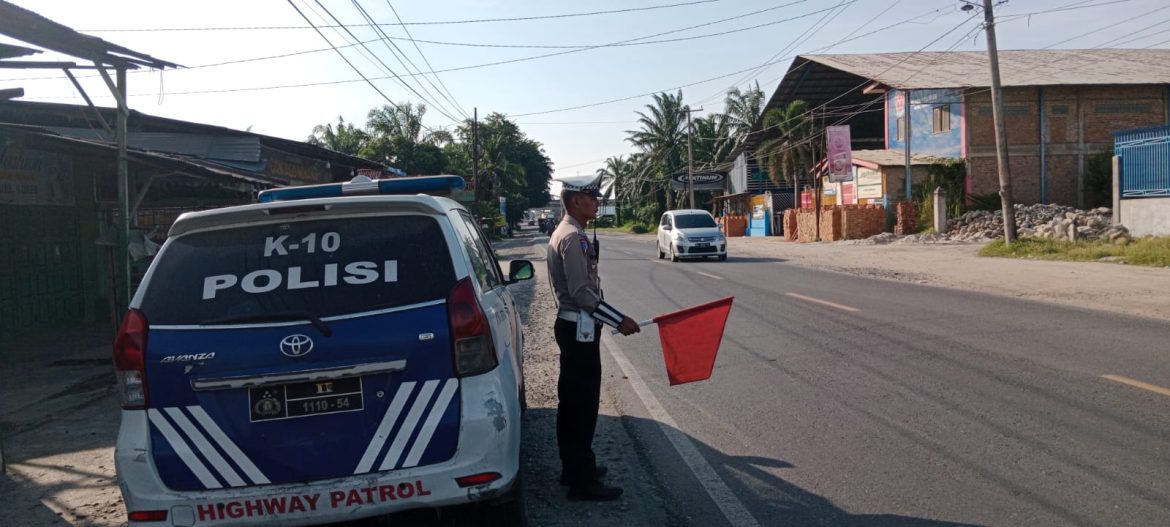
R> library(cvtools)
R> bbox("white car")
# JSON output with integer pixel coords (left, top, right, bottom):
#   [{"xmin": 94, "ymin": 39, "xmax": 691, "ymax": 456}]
[
  {"xmin": 656, "ymin": 209, "xmax": 727, "ymax": 262},
  {"xmin": 113, "ymin": 175, "xmax": 530, "ymax": 526}
]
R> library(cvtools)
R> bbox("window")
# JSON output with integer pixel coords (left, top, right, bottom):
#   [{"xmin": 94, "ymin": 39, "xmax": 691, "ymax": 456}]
[
  {"xmin": 661, "ymin": 214, "xmax": 671, "ymax": 227},
  {"xmin": 932, "ymin": 105, "xmax": 951, "ymax": 133},
  {"xmin": 140, "ymin": 216, "xmax": 456, "ymax": 324},
  {"xmin": 673, "ymin": 213, "xmax": 717, "ymax": 229},
  {"xmin": 896, "ymin": 117, "xmax": 905, "ymax": 141},
  {"xmin": 453, "ymin": 210, "xmax": 502, "ymax": 291}
]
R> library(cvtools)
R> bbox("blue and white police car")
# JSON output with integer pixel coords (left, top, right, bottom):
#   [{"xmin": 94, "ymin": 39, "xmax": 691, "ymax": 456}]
[{"xmin": 113, "ymin": 175, "xmax": 532, "ymax": 526}]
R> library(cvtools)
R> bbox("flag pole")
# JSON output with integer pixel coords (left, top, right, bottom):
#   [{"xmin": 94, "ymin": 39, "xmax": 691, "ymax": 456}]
[{"xmin": 610, "ymin": 319, "xmax": 655, "ymax": 335}]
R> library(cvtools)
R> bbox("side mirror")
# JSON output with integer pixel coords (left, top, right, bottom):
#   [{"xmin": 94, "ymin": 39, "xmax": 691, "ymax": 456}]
[
  {"xmin": 507, "ymin": 259, "xmax": 535, "ymax": 283},
  {"xmin": 662, "ymin": 225, "xmax": 672, "ymax": 231}
]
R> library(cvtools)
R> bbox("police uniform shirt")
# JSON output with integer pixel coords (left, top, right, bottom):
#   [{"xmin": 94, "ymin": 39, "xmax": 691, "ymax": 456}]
[
  {"xmin": 547, "ymin": 216, "xmax": 625, "ymax": 328},
  {"xmin": 548, "ymin": 215, "xmax": 600, "ymax": 312}
]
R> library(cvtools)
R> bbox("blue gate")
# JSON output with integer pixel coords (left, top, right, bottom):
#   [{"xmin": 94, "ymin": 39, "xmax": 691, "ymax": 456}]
[{"xmin": 1115, "ymin": 124, "xmax": 1170, "ymax": 198}]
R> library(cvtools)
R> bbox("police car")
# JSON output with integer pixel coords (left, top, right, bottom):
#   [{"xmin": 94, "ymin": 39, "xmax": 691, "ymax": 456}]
[{"xmin": 113, "ymin": 175, "xmax": 532, "ymax": 526}]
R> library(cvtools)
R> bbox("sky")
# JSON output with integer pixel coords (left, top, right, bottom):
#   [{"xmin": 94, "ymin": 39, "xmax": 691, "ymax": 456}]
[{"xmin": 3, "ymin": 0, "xmax": 1169, "ymax": 192}]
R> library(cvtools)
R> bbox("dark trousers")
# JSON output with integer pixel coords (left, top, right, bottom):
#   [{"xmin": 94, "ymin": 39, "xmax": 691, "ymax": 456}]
[{"xmin": 554, "ymin": 318, "xmax": 601, "ymax": 486}]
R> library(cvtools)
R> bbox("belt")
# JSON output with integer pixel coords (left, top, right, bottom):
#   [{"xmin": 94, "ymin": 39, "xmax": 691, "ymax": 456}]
[{"xmin": 557, "ymin": 308, "xmax": 597, "ymax": 323}]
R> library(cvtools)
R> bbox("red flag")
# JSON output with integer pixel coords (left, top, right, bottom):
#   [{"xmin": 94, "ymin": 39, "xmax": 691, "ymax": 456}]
[{"xmin": 653, "ymin": 297, "xmax": 734, "ymax": 385}]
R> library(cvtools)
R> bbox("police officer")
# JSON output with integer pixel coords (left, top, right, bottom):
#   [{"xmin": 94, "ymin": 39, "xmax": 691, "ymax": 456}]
[{"xmin": 546, "ymin": 174, "xmax": 640, "ymax": 501}]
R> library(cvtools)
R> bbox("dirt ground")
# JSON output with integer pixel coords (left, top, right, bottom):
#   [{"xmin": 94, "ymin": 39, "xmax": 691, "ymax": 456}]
[{"xmin": 3, "ymin": 232, "xmax": 1168, "ymax": 527}]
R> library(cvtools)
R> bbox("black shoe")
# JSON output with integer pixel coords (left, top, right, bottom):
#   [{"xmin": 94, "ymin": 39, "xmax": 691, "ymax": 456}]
[
  {"xmin": 566, "ymin": 481, "xmax": 623, "ymax": 501},
  {"xmin": 559, "ymin": 465, "xmax": 608, "ymax": 486}
]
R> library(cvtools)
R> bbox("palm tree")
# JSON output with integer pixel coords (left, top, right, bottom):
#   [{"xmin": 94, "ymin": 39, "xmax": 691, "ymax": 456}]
[
  {"xmin": 690, "ymin": 113, "xmax": 733, "ymax": 173},
  {"xmin": 306, "ymin": 116, "xmax": 368, "ymax": 156},
  {"xmin": 723, "ymin": 83, "xmax": 765, "ymax": 146},
  {"xmin": 627, "ymin": 91, "xmax": 687, "ymax": 209},
  {"xmin": 755, "ymin": 100, "xmax": 812, "ymax": 186},
  {"xmin": 366, "ymin": 103, "xmax": 452, "ymax": 146},
  {"xmin": 596, "ymin": 155, "xmax": 632, "ymax": 223}
]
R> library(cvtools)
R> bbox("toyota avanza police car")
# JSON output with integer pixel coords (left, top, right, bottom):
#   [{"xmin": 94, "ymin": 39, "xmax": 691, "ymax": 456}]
[{"xmin": 113, "ymin": 175, "xmax": 532, "ymax": 526}]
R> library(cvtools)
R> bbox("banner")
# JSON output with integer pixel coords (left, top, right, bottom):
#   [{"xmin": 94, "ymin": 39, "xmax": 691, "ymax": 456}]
[{"xmin": 827, "ymin": 125, "xmax": 852, "ymax": 183}]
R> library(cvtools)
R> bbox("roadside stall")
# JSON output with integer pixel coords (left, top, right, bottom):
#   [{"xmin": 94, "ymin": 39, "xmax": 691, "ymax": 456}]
[{"xmin": 711, "ymin": 192, "xmax": 749, "ymax": 237}]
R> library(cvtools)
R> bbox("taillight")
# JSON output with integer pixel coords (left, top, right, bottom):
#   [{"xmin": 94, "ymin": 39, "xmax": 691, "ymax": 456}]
[
  {"xmin": 447, "ymin": 278, "xmax": 497, "ymax": 377},
  {"xmin": 113, "ymin": 309, "xmax": 149, "ymax": 409}
]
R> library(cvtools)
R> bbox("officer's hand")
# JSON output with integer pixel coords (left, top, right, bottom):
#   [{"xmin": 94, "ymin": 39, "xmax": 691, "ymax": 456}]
[{"xmin": 617, "ymin": 316, "xmax": 640, "ymax": 336}]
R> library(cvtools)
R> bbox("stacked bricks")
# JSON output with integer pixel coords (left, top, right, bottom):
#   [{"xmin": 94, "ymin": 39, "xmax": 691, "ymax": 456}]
[
  {"xmin": 818, "ymin": 207, "xmax": 843, "ymax": 241},
  {"xmin": 840, "ymin": 205, "xmax": 886, "ymax": 240},
  {"xmin": 895, "ymin": 201, "xmax": 918, "ymax": 235},
  {"xmin": 783, "ymin": 209, "xmax": 798, "ymax": 241},
  {"xmin": 796, "ymin": 210, "xmax": 818, "ymax": 242}
]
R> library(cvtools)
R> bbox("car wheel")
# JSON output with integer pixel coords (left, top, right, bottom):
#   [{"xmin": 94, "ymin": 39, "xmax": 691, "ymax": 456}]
[
  {"xmin": 657, "ymin": 242, "xmax": 665, "ymax": 259},
  {"xmin": 718, "ymin": 254, "xmax": 727, "ymax": 261},
  {"xmin": 670, "ymin": 245, "xmax": 679, "ymax": 262}
]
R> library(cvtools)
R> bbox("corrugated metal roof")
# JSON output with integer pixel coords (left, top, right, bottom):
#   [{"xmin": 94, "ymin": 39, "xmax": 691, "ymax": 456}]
[
  {"xmin": 851, "ymin": 149, "xmax": 954, "ymax": 167},
  {"xmin": 45, "ymin": 128, "xmax": 262, "ymax": 162},
  {"xmin": 803, "ymin": 49, "xmax": 1170, "ymax": 90}
]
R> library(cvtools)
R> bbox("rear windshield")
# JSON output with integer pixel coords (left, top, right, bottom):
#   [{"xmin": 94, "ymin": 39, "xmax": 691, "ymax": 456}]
[
  {"xmin": 140, "ymin": 215, "xmax": 456, "ymax": 325},
  {"xmin": 674, "ymin": 214, "xmax": 716, "ymax": 229}
]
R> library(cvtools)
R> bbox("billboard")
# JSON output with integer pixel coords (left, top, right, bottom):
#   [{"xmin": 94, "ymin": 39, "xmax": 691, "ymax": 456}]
[{"xmin": 827, "ymin": 125, "xmax": 852, "ymax": 183}]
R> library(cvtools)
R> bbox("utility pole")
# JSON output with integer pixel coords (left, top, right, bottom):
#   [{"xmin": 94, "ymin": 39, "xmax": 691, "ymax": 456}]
[
  {"xmin": 977, "ymin": 0, "xmax": 1018, "ymax": 243},
  {"xmin": 682, "ymin": 106, "xmax": 702, "ymax": 209},
  {"xmin": 904, "ymin": 89, "xmax": 913, "ymax": 202}
]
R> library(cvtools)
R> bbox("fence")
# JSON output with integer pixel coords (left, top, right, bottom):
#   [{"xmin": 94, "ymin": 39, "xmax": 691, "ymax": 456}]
[{"xmin": 1116, "ymin": 124, "xmax": 1170, "ymax": 198}]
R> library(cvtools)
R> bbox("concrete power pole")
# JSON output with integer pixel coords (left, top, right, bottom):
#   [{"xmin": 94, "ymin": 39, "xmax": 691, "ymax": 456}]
[
  {"xmin": 981, "ymin": 0, "xmax": 1019, "ymax": 243},
  {"xmin": 686, "ymin": 110, "xmax": 696, "ymax": 209},
  {"xmin": 682, "ymin": 106, "xmax": 703, "ymax": 209}
]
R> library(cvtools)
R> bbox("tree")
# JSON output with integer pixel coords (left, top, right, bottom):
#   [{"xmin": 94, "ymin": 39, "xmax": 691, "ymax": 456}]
[
  {"xmin": 596, "ymin": 155, "xmax": 632, "ymax": 222},
  {"xmin": 755, "ymin": 100, "xmax": 812, "ymax": 185},
  {"xmin": 627, "ymin": 91, "xmax": 687, "ymax": 210},
  {"xmin": 723, "ymin": 83, "xmax": 765, "ymax": 146},
  {"xmin": 306, "ymin": 116, "xmax": 368, "ymax": 156}
]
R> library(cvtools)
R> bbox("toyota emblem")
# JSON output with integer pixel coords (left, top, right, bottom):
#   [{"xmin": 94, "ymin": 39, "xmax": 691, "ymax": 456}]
[{"xmin": 280, "ymin": 334, "xmax": 314, "ymax": 358}]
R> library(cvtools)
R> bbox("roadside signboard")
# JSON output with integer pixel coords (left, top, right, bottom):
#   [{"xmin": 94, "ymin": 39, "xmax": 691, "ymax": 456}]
[
  {"xmin": 827, "ymin": 125, "xmax": 852, "ymax": 183},
  {"xmin": 671, "ymin": 171, "xmax": 725, "ymax": 191}
]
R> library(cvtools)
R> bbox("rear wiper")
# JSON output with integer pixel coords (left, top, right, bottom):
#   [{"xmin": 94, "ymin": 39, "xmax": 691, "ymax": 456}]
[{"xmin": 201, "ymin": 311, "xmax": 332, "ymax": 337}]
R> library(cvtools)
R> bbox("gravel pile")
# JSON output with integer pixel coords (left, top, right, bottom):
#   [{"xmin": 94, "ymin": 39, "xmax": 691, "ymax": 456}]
[{"xmin": 857, "ymin": 204, "xmax": 1131, "ymax": 244}]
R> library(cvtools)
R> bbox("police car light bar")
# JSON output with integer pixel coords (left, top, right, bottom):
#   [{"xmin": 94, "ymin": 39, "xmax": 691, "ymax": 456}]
[{"xmin": 258, "ymin": 175, "xmax": 466, "ymax": 203}]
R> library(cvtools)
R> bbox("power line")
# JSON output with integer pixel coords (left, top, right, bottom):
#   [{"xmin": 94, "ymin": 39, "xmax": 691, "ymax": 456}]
[
  {"xmin": 284, "ymin": 0, "xmax": 420, "ymax": 124},
  {"xmin": 306, "ymin": 0, "xmax": 462, "ymax": 123},
  {"xmin": 81, "ymin": 0, "xmax": 721, "ymax": 31},
  {"xmin": 349, "ymin": 0, "xmax": 469, "ymax": 119},
  {"xmin": 1041, "ymin": 2, "xmax": 1170, "ymax": 49},
  {"xmin": 381, "ymin": 0, "xmax": 469, "ymax": 119}
]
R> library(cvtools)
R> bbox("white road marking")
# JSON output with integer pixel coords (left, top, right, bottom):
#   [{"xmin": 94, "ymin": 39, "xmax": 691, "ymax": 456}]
[
  {"xmin": 602, "ymin": 338, "xmax": 761, "ymax": 527},
  {"xmin": 784, "ymin": 292, "xmax": 859, "ymax": 312},
  {"xmin": 649, "ymin": 259, "xmax": 724, "ymax": 280}
]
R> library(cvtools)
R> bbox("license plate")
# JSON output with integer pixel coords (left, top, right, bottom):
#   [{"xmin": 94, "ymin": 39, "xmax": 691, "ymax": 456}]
[
  {"xmin": 249, "ymin": 377, "xmax": 364, "ymax": 422},
  {"xmin": 695, "ymin": 242, "xmax": 710, "ymax": 247}
]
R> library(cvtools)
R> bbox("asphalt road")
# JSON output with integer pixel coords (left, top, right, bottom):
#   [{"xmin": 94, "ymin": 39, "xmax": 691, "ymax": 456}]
[{"xmin": 548, "ymin": 231, "xmax": 1170, "ymax": 527}]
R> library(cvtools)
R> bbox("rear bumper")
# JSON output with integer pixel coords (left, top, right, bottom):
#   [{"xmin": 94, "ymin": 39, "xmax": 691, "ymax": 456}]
[{"xmin": 116, "ymin": 374, "xmax": 520, "ymax": 526}]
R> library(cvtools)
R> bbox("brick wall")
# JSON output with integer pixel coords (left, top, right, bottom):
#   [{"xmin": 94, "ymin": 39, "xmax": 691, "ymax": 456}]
[
  {"xmin": 841, "ymin": 205, "xmax": 886, "ymax": 239},
  {"xmin": 895, "ymin": 201, "xmax": 918, "ymax": 235},
  {"xmin": 964, "ymin": 85, "xmax": 1167, "ymax": 207},
  {"xmin": 819, "ymin": 208, "xmax": 843, "ymax": 241}
]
